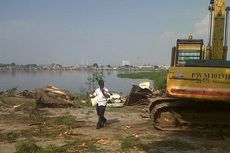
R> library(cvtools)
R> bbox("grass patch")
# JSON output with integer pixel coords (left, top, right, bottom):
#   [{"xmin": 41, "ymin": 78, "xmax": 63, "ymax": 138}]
[
  {"xmin": 74, "ymin": 98, "xmax": 92, "ymax": 108},
  {"xmin": 139, "ymin": 139, "xmax": 197, "ymax": 152},
  {"xmin": 64, "ymin": 141, "xmax": 97, "ymax": 153},
  {"xmin": 0, "ymin": 131, "xmax": 18, "ymax": 142},
  {"xmin": 2, "ymin": 113, "xmax": 78, "ymax": 139},
  {"xmin": 117, "ymin": 71, "xmax": 166, "ymax": 80},
  {"xmin": 107, "ymin": 106, "xmax": 140, "ymax": 113},
  {"xmin": 19, "ymin": 124, "xmax": 67, "ymax": 139},
  {"xmin": 85, "ymin": 141, "xmax": 98, "ymax": 152},
  {"xmin": 117, "ymin": 71, "xmax": 167, "ymax": 91},
  {"xmin": 1, "ymin": 112, "xmax": 77, "ymax": 139},
  {"xmin": 52, "ymin": 114, "xmax": 76, "ymax": 127},
  {"xmin": 15, "ymin": 138, "xmax": 99, "ymax": 153},
  {"xmin": 31, "ymin": 114, "xmax": 77, "ymax": 138},
  {"xmin": 14, "ymin": 101, "xmax": 37, "ymax": 111},
  {"xmin": 121, "ymin": 136, "xmax": 136, "ymax": 150},
  {"xmin": 119, "ymin": 136, "xmax": 140, "ymax": 151},
  {"xmin": 0, "ymin": 111, "xmax": 32, "ymax": 124},
  {"xmin": 54, "ymin": 140, "xmax": 98, "ymax": 153},
  {"xmin": 15, "ymin": 138, "xmax": 42, "ymax": 153},
  {"xmin": 33, "ymin": 115, "xmax": 76, "ymax": 138},
  {"xmin": 0, "ymin": 88, "xmax": 18, "ymax": 97},
  {"xmin": 73, "ymin": 89, "xmax": 93, "ymax": 108},
  {"xmin": 0, "ymin": 96, "xmax": 36, "ymax": 109}
]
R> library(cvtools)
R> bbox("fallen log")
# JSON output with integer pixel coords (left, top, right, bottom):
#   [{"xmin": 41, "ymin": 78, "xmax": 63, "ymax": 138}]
[{"xmin": 35, "ymin": 86, "xmax": 75, "ymax": 108}]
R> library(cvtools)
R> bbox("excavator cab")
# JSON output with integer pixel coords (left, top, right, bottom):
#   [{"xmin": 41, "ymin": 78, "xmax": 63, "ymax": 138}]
[
  {"xmin": 166, "ymin": 37, "xmax": 230, "ymax": 101},
  {"xmin": 171, "ymin": 36, "xmax": 204, "ymax": 67}
]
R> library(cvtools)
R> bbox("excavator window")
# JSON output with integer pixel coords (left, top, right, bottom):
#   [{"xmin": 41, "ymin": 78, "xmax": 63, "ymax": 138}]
[
  {"xmin": 177, "ymin": 50, "xmax": 201, "ymax": 65},
  {"xmin": 174, "ymin": 39, "xmax": 204, "ymax": 66}
]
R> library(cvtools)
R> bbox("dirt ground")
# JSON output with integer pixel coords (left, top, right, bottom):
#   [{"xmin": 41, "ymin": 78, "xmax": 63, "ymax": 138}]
[{"xmin": 1, "ymin": 97, "xmax": 230, "ymax": 153}]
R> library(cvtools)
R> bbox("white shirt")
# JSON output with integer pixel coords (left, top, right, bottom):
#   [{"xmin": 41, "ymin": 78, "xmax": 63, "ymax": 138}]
[{"xmin": 93, "ymin": 87, "xmax": 110, "ymax": 106}]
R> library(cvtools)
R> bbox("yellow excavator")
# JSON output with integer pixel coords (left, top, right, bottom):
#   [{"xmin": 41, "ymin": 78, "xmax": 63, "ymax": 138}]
[{"xmin": 149, "ymin": 0, "xmax": 230, "ymax": 131}]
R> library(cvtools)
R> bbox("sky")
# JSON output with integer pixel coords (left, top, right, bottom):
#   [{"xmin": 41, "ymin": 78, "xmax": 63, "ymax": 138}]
[{"xmin": 0, "ymin": 0, "xmax": 230, "ymax": 66}]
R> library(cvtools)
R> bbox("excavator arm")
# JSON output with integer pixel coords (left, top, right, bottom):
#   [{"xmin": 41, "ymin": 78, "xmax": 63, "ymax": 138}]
[{"xmin": 206, "ymin": 0, "xmax": 230, "ymax": 60}]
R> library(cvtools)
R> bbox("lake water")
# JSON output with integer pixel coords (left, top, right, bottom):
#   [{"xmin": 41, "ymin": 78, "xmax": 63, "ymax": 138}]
[{"xmin": 0, "ymin": 71, "xmax": 152, "ymax": 94}]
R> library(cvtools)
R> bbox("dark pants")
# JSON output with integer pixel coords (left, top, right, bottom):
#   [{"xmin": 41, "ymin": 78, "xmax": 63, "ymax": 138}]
[{"xmin": 96, "ymin": 104, "xmax": 107, "ymax": 128}]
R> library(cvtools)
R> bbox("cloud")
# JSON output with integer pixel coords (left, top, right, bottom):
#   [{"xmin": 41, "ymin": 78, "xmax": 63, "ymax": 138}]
[
  {"xmin": 194, "ymin": 14, "xmax": 209, "ymax": 37},
  {"xmin": 161, "ymin": 32, "xmax": 174, "ymax": 39}
]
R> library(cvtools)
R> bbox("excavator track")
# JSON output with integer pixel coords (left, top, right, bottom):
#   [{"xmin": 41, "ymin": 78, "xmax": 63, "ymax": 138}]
[{"xmin": 149, "ymin": 98, "xmax": 230, "ymax": 131}]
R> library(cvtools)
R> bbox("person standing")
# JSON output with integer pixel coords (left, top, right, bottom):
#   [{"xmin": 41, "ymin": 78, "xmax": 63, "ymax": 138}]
[{"xmin": 89, "ymin": 79, "xmax": 111, "ymax": 129}]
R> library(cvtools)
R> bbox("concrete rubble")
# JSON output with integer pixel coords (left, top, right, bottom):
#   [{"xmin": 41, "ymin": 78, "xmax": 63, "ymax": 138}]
[{"xmin": 107, "ymin": 92, "xmax": 126, "ymax": 107}]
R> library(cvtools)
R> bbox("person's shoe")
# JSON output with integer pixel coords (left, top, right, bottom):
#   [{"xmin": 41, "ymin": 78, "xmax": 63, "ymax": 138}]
[
  {"xmin": 96, "ymin": 124, "xmax": 104, "ymax": 129},
  {"xmin": 96, "ymin": 126, "xmax": 101, "ymax": 129}
]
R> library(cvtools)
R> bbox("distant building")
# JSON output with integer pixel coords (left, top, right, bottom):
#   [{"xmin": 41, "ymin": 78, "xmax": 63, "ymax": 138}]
[
  {"xmin": 160, "ymin": 65, "xmax": 170, "ymax": 70},
  {"xmin": 122, "ymin": 60, "xmax": 130, "ymax": 66}
]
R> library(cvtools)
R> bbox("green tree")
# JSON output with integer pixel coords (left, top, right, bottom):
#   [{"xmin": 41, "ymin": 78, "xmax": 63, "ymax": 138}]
[
  {"xmin": 93, "ymin": 63, "xmax": 98, "ymax": 68},
  {"xmin": 11, "ymin": 63, "xmax": 16, "ymax": 66},
  {"xmin": 86, "ymin": 71, "xmax": 104, "ymax": 92}
]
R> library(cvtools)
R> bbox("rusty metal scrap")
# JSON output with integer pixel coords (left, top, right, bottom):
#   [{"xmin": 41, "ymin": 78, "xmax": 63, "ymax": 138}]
[{"xmin": 125, "ymin": 85, "xmax": 153, "ymax": 106}]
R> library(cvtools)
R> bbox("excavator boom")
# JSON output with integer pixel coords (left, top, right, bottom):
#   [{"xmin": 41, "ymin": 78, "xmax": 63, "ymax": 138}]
[{"xmin": 206, "ymin": 0, "xmax": 229, "ymax": 60}]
